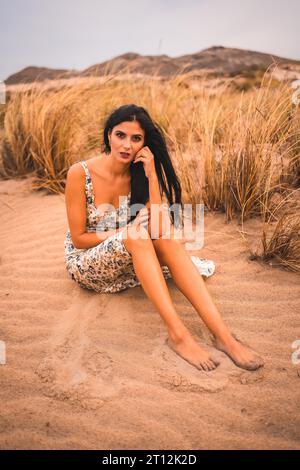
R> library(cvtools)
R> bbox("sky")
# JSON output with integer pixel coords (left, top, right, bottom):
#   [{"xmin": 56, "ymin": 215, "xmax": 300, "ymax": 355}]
[{"xmin": 0, "ymin": 0, "xmax": 299, "ymax": 80}]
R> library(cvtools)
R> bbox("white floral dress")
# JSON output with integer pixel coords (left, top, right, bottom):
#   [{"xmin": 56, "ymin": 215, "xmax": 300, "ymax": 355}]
[{"xmin": 64, "ymin": 160, "xmax": 216, "ymax": 293}]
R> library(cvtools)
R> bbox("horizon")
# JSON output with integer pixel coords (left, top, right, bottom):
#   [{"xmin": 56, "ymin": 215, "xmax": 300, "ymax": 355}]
[
  {"xmin": 1, "ymin": 0, "xmax": 299, "ymax": 80},
  {"xmin": 4, "ymin": 44, "xmax": 300, "ymax": 79}
]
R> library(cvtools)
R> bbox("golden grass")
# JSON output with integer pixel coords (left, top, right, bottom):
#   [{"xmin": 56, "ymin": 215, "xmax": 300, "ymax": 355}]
[
  {"xmin": 249, "ymin": 212, "xmax": 300, "ymax": 273},
  {"xmin": 0, "ymin": 65, "xmax": 299, "ymax": 271}
]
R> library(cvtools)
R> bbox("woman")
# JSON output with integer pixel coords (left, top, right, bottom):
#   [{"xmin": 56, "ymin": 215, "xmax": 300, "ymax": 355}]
[{"xmin": 64, "ymin": 104, "xmax": 264, "ymax": 373}]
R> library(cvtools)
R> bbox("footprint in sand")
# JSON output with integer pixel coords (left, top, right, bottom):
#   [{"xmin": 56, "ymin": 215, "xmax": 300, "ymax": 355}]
[
  {"xmin": 82, "ymin": 350, "xmax": 114, "ymax": 380},
  {"xmin": 34, "ymin": 296, "xmax": 121, "ymax": 408}
]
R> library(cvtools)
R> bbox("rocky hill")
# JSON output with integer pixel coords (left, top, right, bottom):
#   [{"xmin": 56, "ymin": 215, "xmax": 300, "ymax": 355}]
[{"xmin": 5, "ymin": 46, "xmax": 300, "ymax": 85}]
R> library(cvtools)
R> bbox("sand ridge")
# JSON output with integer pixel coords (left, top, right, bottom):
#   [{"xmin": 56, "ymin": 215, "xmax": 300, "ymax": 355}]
[{"xmin": 0, "ymin": 177, "xmax": 299, "ymax": 449}]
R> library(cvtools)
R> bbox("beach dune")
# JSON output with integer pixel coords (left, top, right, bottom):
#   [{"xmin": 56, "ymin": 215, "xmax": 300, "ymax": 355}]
[{"xmin": 0, "ymin": 177, "xmax": 299, "ymax": 449}]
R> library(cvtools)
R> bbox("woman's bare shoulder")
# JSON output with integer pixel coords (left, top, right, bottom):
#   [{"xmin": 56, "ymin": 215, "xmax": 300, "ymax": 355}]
[
  {"xmin": 67, "ymin": 161, "xmax": 85, "ymax": 177},
  {"xmin": 85, "ymin": 155, "xmax": 105, "ymax": 173},
  {"xmin": 65, "ymin": 162, "xmax": 85, "ymax": 195}
]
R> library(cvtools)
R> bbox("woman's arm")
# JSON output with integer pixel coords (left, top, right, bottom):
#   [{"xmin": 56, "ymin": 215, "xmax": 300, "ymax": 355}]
[
  {"xmin": 133, "ymin": 146, "xmax": 171, "ymax": 238},
  {"xmin": 70, "ymin": 228, "xmax": 123, "ymax": 250},
  {"xmin": 146, "ymin": 174, "xmax": 169, "ymax": 238},
  {"xmin": 64, "ymin": 163, "xmax": 122, "ymax": 249}
]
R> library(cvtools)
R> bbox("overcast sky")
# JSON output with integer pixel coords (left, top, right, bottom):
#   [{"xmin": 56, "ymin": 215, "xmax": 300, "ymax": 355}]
[{"xmin": 0, "ymin": 0, "xmax": 299, "ymax": 80}]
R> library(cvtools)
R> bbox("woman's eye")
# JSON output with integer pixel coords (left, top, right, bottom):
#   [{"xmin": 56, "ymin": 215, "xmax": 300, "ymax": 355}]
[{"xmin": 116, "ymin": 133, "xmax": 141, "ymax": 141}]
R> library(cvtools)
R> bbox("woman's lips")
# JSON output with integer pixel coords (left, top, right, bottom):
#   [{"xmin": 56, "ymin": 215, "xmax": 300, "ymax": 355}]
[{"xmin": 120, "ymin": 152, "xmax": 130, "ymax": 157}]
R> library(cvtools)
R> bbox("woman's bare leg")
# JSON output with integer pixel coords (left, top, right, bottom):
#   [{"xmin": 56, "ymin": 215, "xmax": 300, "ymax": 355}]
[
  {"xmin": 122, "ymin": 226, "xmax": 219, "ymax": 371},
  {"xmin": 152, "ymin": 237, "xmax": 264, "ymax": 371}
]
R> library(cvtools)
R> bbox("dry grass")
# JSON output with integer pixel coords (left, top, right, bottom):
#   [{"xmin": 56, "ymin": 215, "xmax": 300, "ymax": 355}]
[
  {"xmin": 250, "ymin": 212, "xmax": 300, "ymax": 273},
  {"xmin": 0, "ymin": 66, "xmax": 299, "ymax": 272},
  {"xmin": 0, "ymin": 82, "xmax": 99, "ymax": 192},
  {"xmin": 198, "ymin": 72, "xmax": 299, "ymax": 223},
  {"xmin": 286, "ymin": 107, "xmax": 300, "ymax": 187},
  {"xmin": 246, "ymin": 184, "xmax": 300, "ymax": 273}
]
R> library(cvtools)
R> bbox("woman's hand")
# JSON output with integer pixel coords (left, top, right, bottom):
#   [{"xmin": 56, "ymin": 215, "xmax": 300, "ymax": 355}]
[
  {"xmin": 133, "ymin": 146, "xmax": 157, "ymax": 180},
  {"xmin": 131, "ymin": 207, "xmax": 151, "ymax": 233}
]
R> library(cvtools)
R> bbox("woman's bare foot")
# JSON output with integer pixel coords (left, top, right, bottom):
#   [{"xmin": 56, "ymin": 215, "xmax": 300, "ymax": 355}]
[
  {"xmin": 166, "ymin": 333, "xmax": 220, "ymax": 372},
  {"xmin": 213, "ymin": 334, "xmax": 264, "ymax": 371}
]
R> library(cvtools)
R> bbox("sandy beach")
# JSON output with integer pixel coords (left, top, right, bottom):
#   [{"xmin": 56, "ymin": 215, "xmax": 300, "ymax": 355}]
[{"xmin": 0, "ymin": 176, "xmax": 299, "ymax": 450}]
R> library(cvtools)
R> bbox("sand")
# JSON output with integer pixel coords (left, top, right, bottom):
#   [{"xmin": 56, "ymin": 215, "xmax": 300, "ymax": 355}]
[{"xmin": 0, "ymin": 176, "xmax": 299, "ymax": 450}]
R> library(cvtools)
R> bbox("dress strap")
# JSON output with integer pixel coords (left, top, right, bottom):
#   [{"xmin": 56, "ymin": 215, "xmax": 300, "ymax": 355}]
[{"xmin": 79, "ymin": 161, "xmax": 95, "ymax": 205}]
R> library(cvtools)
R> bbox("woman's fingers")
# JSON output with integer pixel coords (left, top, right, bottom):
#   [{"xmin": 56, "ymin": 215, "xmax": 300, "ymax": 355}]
[
  {"xmin": 139, "ymin": 214, "xmax": 150, "ymax": 227},
  {"xmin": 137, "ymin": 208, "xmax": 151, "ymax": 228},
  {"xmin": 132, "ymin": 208, "xmax": 149, "ymax": 227}
]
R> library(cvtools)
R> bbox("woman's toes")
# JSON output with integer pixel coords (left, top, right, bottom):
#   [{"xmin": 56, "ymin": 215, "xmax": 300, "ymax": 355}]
[
  {"xmin": 257, "ymin": 356, "xmax": 265, "ymax": 366},
  {"xmin": 206, "ymin": 360, "xmax": 216, "ymax": 371},
  {"xmin": 201, "ymin": 362, "xmax": 209, "ymax": 372},
  {"xmin": 212, "ymin": 358, "xmax": 220, "ymax": 367},
  {"xmin": 205, "ymin": 360, "xmax": 214, "ymax": 370},
  {"xmin": 246, "ymin": 358, "xmax": 263, "ymax": 371},
  {"xmin": 248, "ymin": 362, "xmax": 260, "ymax": 371},
  {"xmin": 253, "ymin": 356, "xmax": 264, "ymax": 368}
]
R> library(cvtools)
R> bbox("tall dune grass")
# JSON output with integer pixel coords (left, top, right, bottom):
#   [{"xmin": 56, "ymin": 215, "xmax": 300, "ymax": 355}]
[
  {"xmin": 1, "ymin": 83, "xmax": 97, "ymax": 192},
  {"xmin": 0, "ymin": 67, "xmax": 299, "ymax": 271},
  {"xmin": 250, "ymin": 211, "xmax": 300, "ymax": 273}
]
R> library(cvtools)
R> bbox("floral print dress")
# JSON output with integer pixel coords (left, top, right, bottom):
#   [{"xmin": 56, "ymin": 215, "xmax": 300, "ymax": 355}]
[{"xmin": 64, "ymin": 160, "xmax": 215, "ymax": 293}]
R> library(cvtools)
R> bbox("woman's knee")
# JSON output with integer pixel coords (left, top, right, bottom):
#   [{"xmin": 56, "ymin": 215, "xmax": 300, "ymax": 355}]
[
  {"xmin": 153, "ymin": 236, "xmax": 182, "ymax": 252},
  {"xmin": 122, "ymin": 225, "xmax": 152, "ymax": 251}
]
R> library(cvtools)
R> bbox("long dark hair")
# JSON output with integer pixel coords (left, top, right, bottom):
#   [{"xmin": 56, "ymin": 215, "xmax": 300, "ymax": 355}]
[{"xmin": 102, "ymin": 104, "xmax": 182, "ymax": 225}]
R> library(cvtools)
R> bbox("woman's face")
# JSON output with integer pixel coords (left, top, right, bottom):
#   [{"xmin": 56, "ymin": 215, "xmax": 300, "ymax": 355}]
[{"xmin": 108, "ymin": 120, "xmax": 145, "ymax": 163}]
